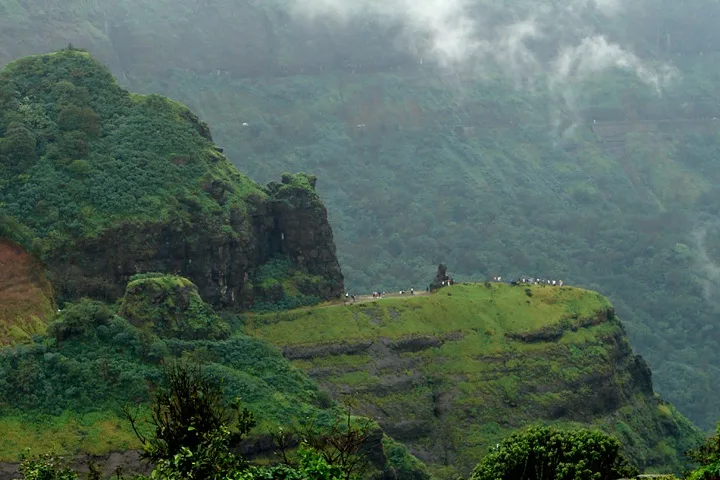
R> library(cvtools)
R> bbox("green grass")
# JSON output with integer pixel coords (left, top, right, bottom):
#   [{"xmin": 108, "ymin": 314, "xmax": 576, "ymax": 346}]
[
  {"xmin": 0, "ymin": 410, "xmax": 141, "ymax": 461},
  {"xmin": 245, "ymin": 283, "xmax": 702, "ymax": 478},
  {"xmin": 0, "ymin": 275, "xmax": 429, "ymax": 480},
  {"xmin": 246, "ymin": 283, "xmax": 610, "ymax": 345}
]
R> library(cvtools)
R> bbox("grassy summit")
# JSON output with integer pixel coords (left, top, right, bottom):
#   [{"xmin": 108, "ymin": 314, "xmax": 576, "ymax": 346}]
[{"xmin": 246, "ymin": 283, "xmax": 702, "ymax": 479}]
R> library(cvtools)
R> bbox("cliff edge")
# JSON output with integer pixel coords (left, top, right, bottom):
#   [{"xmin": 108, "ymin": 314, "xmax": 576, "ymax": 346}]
[
  {"xmin": 245, "ymin": 283, "xmax": 702, "ymax": 478},
  {"xmin": 0, "ymin": 49, "xmax": 343, "ymax": 318}
]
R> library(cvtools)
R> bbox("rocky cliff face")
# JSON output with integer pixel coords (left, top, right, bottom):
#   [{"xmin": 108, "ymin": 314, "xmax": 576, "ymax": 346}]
[
  {"xmin": 244, "ymin": 283, "xmax": 702, "ymax": 479},
  {"xmin": 0, "ymin": 50, "xmax": 343, "ymax": 313},
  {"xmin": 44, "ymin": 173, "xmax": 343, "ymax": 310},
  {"xmin": 0, "ymin": 239, "xmax": 55, "ymax": 345}
]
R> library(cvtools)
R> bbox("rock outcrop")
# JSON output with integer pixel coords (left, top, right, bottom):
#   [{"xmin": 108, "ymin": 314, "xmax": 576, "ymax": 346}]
[
  {"xmin": 0, "ymin": 50, "xmax": 344, "ymax": 313},
  {"xmin": 44, "ymin": 173, "xmax": 343, "ymax": 310},
  {"xmin": 119, "ymin": 273, "xmax": 229, "ymax": 340}
]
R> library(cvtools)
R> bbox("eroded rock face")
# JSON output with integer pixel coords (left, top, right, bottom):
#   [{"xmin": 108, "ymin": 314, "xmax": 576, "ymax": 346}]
[
  {"xmin": 0, "ymin": 239, "xmax": 55, "ymax": 344},
  {"xmin": 45, "ymin": 174, "xmax": 344, "ymax": 310},
  {"xmin": 268, "ymin": 174, "xmax": 344, "ymax": 300},
  {"xmin": 247, "ymin": 285, "xmax": 701, "ymax": 475}
]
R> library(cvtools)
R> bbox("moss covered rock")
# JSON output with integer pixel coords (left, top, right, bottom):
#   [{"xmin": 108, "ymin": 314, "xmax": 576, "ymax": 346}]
[
  {"xmin": 0, "ymin": 50, "xmax": 343, "ymax": 310},
  {"xmin": 246, "ymin": 283, "xmax": 703, "ymax": 479},
  {"xmin": 119, "ymin": 273, "xmax": 228, "ymax": 340}
]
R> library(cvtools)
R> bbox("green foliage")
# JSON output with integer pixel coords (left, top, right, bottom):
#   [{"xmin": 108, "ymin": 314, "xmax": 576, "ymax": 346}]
[
  {"xmin": 49, "ymin": 299, "xmax": 112, "ymax": 341},
  {"xmin": 251, "ymin": 294, "xmax": 322, "ymax": 313},
  {"xmin": 119, "ymin": 274, "xmax": 230, "ymax": 340},
  {"xmin": 4, "ymin": 0, "xmax": 720, "ymax": 433},
  {"xmin": 0, "ymin": 49, "xmax": 266, "ymax": 256},
  {"xmin": 0, "ymin": 317, "xmax": 329, "ymax": 446},
  {"xmin": 116, "ymin": 38, "xmax": 720, "ymax": 431},
  {"xmin": 0, "ymin": 215, "xmax": 34, "ymax": 250},
  {"xmin": 470, "ymin": 426, "xmax": 638, "ymax": 480},
  {"xmin": 248, "ymin": 284, "xmax": 702, "ymax": 477},
  {"xmin": 382, "ymin": 437, "xmax": 432, "ymax": 480},
  {"xmin": 127, "ymin": 363, "xmax": 254, "ymax": 480},
  {"xmin": 18, "ymin": 454, "xmax": 78, "ymax": 480},
  {"xmin": 687, "ymin": 423, "xmax": 720, "ymax": 480},
  {"xmin": 251, "ymin": 255, "xmax": 323, "ymax": 312}
]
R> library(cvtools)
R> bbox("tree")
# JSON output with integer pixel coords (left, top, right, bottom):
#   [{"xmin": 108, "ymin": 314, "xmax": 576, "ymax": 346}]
[
  {"xmin": 291, "ymin": 402, "xmax": 378, "ymax": 480},
  {"xmin": 0, "ymin": 122, "xmax": 36, "ymax": 172},
  {"xmin": 124, "ymin": 362, "xmax": 255, "ymax": 480},
  {"xmin": 470, "ymin": 426, "xmax": 638, "ymax": 480},
  {"xmin": 687, "ymin": 423, "xmax": 720, "ymax": 480}
]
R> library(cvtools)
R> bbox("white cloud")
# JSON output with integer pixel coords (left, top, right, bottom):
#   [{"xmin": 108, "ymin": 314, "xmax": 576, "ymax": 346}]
[{"xmin": 290, "ymin": 0, "xmax": 677, "ymax": 126}]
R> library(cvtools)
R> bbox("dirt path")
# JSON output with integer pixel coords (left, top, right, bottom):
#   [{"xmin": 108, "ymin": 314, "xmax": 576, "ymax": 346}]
[{"xmin": 343, "ymin": 290, "xmax": 430, "ymax": 305}]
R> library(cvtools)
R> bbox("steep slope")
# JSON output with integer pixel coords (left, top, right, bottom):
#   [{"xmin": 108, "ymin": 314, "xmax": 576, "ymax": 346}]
[
  {"xmin": 0, "ymin": 49, "xmax": 343, "ymax": 317},
  {"xmin": 246, "ymin": 283, "xmax": 702, "ymax": 479},
  {"xmin": 0, "ymin": 274, "xmax": 428, "ymax": 479},
  {"xmin": 0, "ymin": 239, "xmax": 54, "ymax": 344}
]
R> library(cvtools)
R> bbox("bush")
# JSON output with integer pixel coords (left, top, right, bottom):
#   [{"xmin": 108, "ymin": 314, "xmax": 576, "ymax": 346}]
[
  {"xmin": 49, "ymin": 299, "xmax": 112, "ymax": 341},
  {"xmin": 18, "ymin": 454, "xmax": 78, "ymax": 480},
  {"xmin": 470, "ymin": 426, "xmax": 638, "ymax": 480}
]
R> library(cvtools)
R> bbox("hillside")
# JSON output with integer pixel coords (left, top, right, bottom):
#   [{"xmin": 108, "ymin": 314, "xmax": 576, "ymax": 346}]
[
  {"xmin": 0, "ymin": 273, "xmax": 428, "ymax": 479},
  {"xmin": 0, "ymin": 238, "xmax": 54, "ymax": 344},
  {"xmin": 0, "ymin": 0, "xmax": 718, "ymax": 430},
  {"xmin": 246, "ymin": 282, "xmax": 702, "ymax": 479},
  {"xmin": 0, "ymin": 49, "xmax": 344, "ymax": 323}
]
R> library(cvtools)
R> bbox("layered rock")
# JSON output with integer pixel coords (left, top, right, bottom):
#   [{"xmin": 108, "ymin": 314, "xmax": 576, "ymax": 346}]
[
  {"xmin": 44, "ymin": 174, "xmax": 343, "ymax": 310},
  {"xmin": 245, "ymin": 283, "xmax": 702, "ymax": 478}
]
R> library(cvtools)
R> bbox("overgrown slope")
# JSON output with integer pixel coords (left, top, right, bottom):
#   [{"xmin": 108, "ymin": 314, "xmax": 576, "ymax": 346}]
[
  {"xmin": 246, "ymin": 283, "xmax": 703, "ymax": 479},
  {"xmin": 0, "ymin": 274, "xmax": 428, "ymax": 479},
  {"xmin": 0, "ymin": 49, "xmax": 344, "ymax": 319}
]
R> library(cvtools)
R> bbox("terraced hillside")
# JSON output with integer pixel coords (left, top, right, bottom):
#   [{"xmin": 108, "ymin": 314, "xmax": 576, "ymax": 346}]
[{"xmin": 246, "ymin": 283, "xmax": 702, "ymax": 479}]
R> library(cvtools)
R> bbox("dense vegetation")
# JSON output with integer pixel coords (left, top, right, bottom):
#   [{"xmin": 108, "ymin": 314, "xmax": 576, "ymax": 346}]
[
  {"xmin": 470, "ymin": 426, "xmax": 638, "ymax": 480},
  {"xmin": 247, "ymin": 282, "xmax": 702, "ymax": 478},
  {"xmin": 1, "ymin": 2, "xmax": 720, "ymax": 477},
  {"xmin": 0, "ymin": 48, "xmax": 263, "ymax": 244},
  {"xmin": 0, "ymin": 48, "xmax": 343, "ymax": 318},
  {"xmin": 0, "ymin": 274, "xmax": 426, "ymax": 479},
  {"xmin": 1, "ymin": 0, "xmax": 716, "ymax": 429}
]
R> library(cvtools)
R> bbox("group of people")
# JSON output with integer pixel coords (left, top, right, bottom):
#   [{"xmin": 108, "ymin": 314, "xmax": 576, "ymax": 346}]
[
  {"xmin": 343, "ymin": 287, "xmax": 417, "ymax": 304},
  {"xmin": 492, "ymin": 276, "xmax": 564, "ymax": 287}
]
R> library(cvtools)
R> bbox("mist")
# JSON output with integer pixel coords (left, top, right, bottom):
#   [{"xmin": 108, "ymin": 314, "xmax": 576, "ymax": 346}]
[
  {"xmin": 290, "ymin": 0, "xmax": 676, "ymax": 125},
  {"xmin": 693, "ymin": 221, "xmax": 720, "ymax": 304}
]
